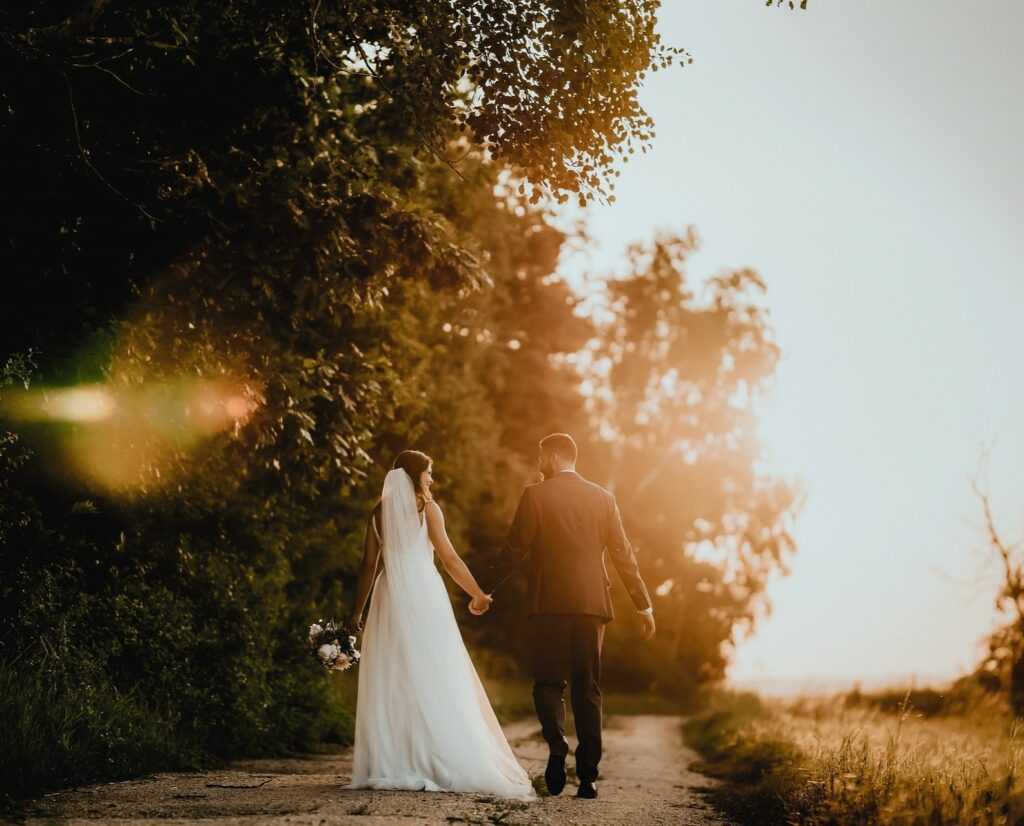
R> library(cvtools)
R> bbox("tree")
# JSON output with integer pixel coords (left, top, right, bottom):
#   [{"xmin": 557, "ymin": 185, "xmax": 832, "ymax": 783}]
[
  {"xmin": 970, "ymin": 448, "xmax": 1024, "ymax": 712},
  {"xmin": 0, "ymin": 0, "xmax": 674, "ymax": 792},
  {"xmin": 0, "ymin": 0, "xmax": 811, "ymax": 795},
  {"xmin": 582, "ymin": 229, "xmax": 803, "ymax": 691}
]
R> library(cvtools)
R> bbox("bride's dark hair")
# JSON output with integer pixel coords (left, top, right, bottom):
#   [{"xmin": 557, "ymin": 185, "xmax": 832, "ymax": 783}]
[
  {"xmin": 371, "ymin": 450, "xmax": 433, "ymax": 528},
  {"xmin": 392, "ymin": 449, "xmax": 433, "ymax": 506}
]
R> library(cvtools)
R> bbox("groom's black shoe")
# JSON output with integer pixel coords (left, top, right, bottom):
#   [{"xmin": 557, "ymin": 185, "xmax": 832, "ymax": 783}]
[
  {"xmin": 545, "ymin": 754, "xmax": 567, "ymax": 796},
  {"xmin": 576, "ymin": 780, "xmax": 598, "ymax": 799}
]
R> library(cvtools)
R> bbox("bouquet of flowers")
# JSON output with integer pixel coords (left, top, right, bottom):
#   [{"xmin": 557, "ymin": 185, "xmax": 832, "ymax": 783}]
[{"xmin": 308, "ymin": 618, "xmax": 360, "ymax": 672}]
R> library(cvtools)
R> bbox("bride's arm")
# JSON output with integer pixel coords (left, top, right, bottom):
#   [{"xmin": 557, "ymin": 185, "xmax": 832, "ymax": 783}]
[
  {"xmin": 348, "ymin": 510, "xmax": 381, "ymax": 630},
  {"xmin": 424, "ymin": 501, "xmax": 489, "ymax": 603}
]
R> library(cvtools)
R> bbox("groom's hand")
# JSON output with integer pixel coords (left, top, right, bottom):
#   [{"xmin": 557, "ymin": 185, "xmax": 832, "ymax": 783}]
[
  {"xmin": 639, "ymin": 611, "xmax": 656, "ymax": 641},
  {"xmin": 469, "ymin": 594, "xmax": 493, "ymax": 616}
]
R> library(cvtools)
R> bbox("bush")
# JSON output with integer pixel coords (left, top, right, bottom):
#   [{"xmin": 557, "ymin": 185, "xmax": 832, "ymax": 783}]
[
  {"xmin": 0, "ymin": 660, "xmax": 204, "ymax": 802},
  {"xmin": 0, "ymin": 428, "xmax": 359, "ymax": 802}
]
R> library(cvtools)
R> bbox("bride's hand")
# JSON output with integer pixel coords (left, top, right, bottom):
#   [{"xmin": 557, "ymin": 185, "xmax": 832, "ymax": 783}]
[{"xmin": 468, "ymin": 594, "xmax": 493, "ymax": 616}]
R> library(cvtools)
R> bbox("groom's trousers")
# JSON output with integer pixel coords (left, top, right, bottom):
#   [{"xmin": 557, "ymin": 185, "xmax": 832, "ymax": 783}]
[{"xmin": 529, "ymin": 613, "xmax": 606, "ymax": 784}]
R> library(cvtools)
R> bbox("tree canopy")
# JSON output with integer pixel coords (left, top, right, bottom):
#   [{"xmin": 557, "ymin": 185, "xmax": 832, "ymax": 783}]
[{"xmin": 1, "ymin": 0, "xmax": 805, "ymax": 800}]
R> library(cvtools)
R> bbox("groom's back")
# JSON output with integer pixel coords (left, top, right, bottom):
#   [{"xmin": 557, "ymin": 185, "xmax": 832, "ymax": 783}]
[{"xmin": 525, "ymin": 471, "xmax": 625, "ymax": 620}]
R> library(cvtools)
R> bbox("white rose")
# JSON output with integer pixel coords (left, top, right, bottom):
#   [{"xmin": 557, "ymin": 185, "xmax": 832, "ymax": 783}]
[
  {"xmin": 310, "ymin": 623, "xmax": 323, "ymax": 636},
  {"xmin": 318, "ymin": 643, "xmax": 338, "ymax": 661}
]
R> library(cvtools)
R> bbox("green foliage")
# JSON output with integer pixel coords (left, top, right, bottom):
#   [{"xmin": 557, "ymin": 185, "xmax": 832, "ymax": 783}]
[
  {"xmin": 0, "ymin": 0, "xmax": 597, "ymax": 800},
  {"xmin": 0, "ymin": 660, "xmax": 204, "ymax": 803},
  {"xmin": 1, "ymin": 0, "xmax": 809, "ymax": 804},
  {"xmin": 2, "ymin": 0, "xmax": 687, "ymax": 362},
  {"xmin": 1, "ymin": 55, "xmax": 592, "ymax": 805}
]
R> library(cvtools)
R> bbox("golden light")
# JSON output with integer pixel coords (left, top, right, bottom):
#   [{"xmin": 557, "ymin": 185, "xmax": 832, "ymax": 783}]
[
  {"xmin": 2, "ymin": 384, "xmax": 116, "ymax": 423},
  {"xmin": 43, "ymin": 386, "xmax": 116, "ymax": 422},
  {"xmin": 224, "ymin": 395, "xmax": 250, "ymax": 419},
  {"xmin": 0, "ymin": 377, "xmax": 258, "ymax": 494}
]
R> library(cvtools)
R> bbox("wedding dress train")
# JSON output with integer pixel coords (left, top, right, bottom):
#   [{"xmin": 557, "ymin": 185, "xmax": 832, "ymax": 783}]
[{"xmin": 345, "ymin": 469, "xmax": 535, "ymax": 800}]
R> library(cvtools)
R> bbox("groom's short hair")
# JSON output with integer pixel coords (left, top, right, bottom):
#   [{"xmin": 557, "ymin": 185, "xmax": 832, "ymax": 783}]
[{"xmin": 539, "ymin": 432, "xmax": 577, "ymax": 462}]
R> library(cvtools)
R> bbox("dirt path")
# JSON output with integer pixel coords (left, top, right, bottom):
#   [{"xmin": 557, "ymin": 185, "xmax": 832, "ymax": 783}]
[{"xmin": 15, "ymin": 715, "xmax": 732, "ymax": 825}]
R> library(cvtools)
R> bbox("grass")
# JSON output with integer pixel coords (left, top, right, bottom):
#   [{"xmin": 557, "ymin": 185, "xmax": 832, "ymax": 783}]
[
  {"xmin": 481, "ymin": 675, "xmax": 691, "ymax": 728},
  {"xmin": 311, "ymin": 667, "xmax": 359, "ymax": 749},
  {"xmin": 0, "ymin": 658, "xmax": 361, "ymax": 806},
  {"xmin": 481, "ymin": 677, "xmax": 537, "ymax": 726},
  {"xmin": 684, "ymin": 689, "xmax": 1024, "ymax": 825},
  {"xmin": 0, "ymin": 660, "xmax": 205, "ymax": 806}
]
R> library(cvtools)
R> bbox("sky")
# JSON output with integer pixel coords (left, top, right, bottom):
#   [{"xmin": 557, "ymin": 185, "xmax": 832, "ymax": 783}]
[{"xmin": 560, "ymin": 0, "xmax": 1024, "ymax": 692}]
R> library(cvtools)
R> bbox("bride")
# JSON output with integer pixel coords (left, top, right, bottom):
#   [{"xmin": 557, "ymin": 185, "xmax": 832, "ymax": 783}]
[{"xmin": 344, "ymin": 450, "xmax": 536, "ymax": 800}]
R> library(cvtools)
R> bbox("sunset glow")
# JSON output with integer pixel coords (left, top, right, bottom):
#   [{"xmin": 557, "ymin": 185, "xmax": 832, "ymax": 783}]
[{"xmin": 560, "ymin": 0, "xmax": 1024, "ymax": 691}]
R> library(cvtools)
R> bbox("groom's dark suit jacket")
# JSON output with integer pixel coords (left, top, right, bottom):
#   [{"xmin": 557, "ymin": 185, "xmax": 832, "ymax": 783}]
[{"xmin": 482, "ymin": 471, "xmax": 652, "ymax": 621}]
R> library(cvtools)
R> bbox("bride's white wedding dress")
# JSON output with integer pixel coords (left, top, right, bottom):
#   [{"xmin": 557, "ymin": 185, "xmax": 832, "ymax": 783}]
[{"xmin": 345, "ymin": 469, "xmax": 535, "ymax": 800}]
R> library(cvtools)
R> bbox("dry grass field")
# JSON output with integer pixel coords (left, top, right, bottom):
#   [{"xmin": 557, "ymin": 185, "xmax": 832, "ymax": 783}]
[{"xmin": 684, "ymin": 689, "xmax": 1024, "ymax": 825}]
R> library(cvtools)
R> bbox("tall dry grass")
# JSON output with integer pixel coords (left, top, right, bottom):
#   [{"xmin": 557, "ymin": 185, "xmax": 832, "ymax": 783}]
[{"xmin": 685, "ymin": 690, "xmax": 1024, "ymax": 824}]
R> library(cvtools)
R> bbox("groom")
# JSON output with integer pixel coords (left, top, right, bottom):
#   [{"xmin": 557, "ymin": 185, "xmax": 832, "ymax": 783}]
[{"xmin": 476, "ymin": 433, "xmax": 656, "ymax": 799}]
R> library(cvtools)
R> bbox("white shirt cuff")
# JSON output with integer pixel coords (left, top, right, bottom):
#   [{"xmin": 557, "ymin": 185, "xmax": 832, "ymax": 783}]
[{"xmin": 638, "ymin": 607, "xmax": 653, "ymax": 615}]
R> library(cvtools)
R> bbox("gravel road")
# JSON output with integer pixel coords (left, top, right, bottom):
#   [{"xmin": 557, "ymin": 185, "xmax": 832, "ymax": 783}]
[{"xmin": 14, "ymin": 714, "xmax": 732, "ymax": 825}]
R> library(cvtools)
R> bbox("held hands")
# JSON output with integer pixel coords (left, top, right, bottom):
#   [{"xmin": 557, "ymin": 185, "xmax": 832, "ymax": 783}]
[
  {"xmin": 468, "ymin": 593, "xmax": 494, "ymax": 616},
  {"xmin": 639, "ymin": 611, "xmax": 656, "ymax": 641}
]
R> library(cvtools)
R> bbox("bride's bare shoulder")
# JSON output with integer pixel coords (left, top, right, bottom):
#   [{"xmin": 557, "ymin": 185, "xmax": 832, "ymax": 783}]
[{"xmin": 367, "ymin": 502, "xmax": 382, "ymax": 533}]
